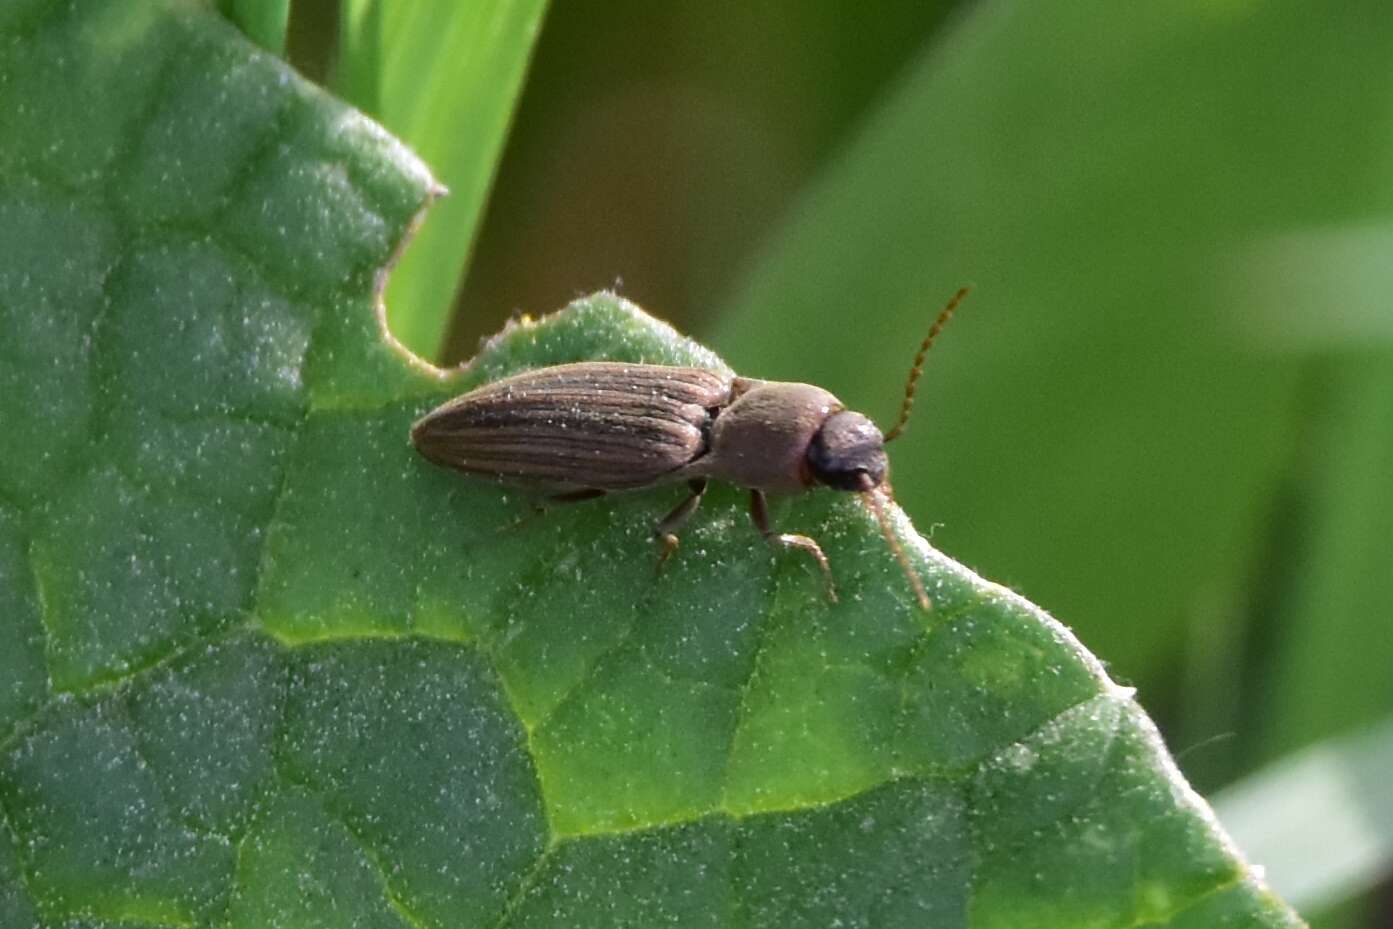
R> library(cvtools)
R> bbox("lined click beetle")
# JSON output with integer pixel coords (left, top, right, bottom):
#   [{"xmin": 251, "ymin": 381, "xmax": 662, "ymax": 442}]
[{"xmin": 410, "ymin": 288, "xmax": 970, "ymax": 608}]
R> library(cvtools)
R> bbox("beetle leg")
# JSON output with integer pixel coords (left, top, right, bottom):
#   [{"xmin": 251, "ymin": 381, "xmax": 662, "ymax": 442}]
[
  {"xmin": 654, "ymin": 479, "xmax": 708, "ymax": 565},
  {"xmin": 503, "ymin": 487, "xmax": 607, "ymax": 532},
  {"xmin": 527, "ymin": 487, "xmax": 607, "ymax": 519},
  {"xmin": 749, "ymin": 489, "xmax": 838, "ymax": 603},
  {"xmin": 547, "ymin": 488, "xmax": 608, "ymax": 505}
]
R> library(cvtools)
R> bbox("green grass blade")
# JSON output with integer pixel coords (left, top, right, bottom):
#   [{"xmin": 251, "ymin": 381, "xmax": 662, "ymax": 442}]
[
  {"xmin": 1256, "ymin": 355, "xmax": 1393, "ymax": 760},
  {"xmin": 1215, "ymin": 718, "xmax": 1393, "ymax": 915},
  {"xmin": 336, "ymin": 0, "xmax": 383, "ymax": 115},
  {"xmin": 215, "ymin": 0, "xmax": 288, "ymax": 54},
  {"xmin": 338, "ymin": 0, "xmax": 549, "ymax": 360}
]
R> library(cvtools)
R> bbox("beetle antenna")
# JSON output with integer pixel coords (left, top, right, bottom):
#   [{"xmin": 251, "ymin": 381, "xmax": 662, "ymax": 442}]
[
  {"xmin": 882, "ymin": 286, "xmax": 971, "ymax": 443},
  {"xmin": 861, "ymin": 487, "xmax": 931, "ymax": 610}
]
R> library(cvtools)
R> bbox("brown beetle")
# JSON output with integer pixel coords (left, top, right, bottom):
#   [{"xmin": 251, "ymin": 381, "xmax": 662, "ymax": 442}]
[{"xmin": 411, "ymin": 288, "xmax": 970, "ymax": 608}]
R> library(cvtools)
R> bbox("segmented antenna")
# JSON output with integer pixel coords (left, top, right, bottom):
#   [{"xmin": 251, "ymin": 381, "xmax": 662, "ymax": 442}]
[
  {"xmin": 861, "ymin": 488, "xmax": 931, "ymax": 610},
  {"xmin": 882, "ymin": 286, "xmax": 971, "ymax": 443}
]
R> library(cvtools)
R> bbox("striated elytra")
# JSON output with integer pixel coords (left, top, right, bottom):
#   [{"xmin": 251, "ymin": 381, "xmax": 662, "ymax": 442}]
[{"xmin": 411, "ymin": 288, "xmax": 971, "ymax": 608}]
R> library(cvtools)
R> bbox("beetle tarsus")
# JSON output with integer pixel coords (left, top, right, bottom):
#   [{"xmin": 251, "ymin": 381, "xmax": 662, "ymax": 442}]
[
  {"xmin": 750, "ymin": 490, "xmax": 839, "ymax": 602},
  {"xmin": 653, "ymin": 479, "xmax": 708, "ymax": 569},
  {"xmin": 655, "ymin": 533, "xmax": 679, "ymax": 569}
]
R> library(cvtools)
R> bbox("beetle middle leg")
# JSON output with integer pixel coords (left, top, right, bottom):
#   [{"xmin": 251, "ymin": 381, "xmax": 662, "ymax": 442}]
[
  {"xmin": 749, "ymin": 489, "xmax": 838, "ymax": 602},
  {"xmin": 654, "ymin": 479, "xmax": 708, "ymax": 564}
]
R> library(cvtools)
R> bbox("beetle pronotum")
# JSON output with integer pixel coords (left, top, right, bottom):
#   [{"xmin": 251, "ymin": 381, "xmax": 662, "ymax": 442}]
[{"xmin": 411, "ymin": 288, "xmax": 970, "ymax": 608}]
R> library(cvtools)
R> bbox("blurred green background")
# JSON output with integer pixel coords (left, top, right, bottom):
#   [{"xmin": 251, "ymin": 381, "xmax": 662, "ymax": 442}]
[{"xmin": 268, "ymin": 0, "xmax": 1393, "ymax": 925}]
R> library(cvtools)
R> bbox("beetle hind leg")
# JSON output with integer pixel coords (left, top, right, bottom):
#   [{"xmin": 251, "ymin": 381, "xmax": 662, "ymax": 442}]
[
  {"xmin": 654, "ymin": 479, "xmax": 708, "ymax": 566},
  {"xmin": 750, "ymin": 490, "xmax": 838, "ymax": 603},
  {"xmin": 502, "ymin": 487, "xmax": 607, "ymax": 532},
  {"xmin": 530, "ymin": 487, "xmax": 608, "ymax": 520}
]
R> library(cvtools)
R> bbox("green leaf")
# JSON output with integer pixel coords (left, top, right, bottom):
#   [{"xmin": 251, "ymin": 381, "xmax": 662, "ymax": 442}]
[
  {"xmin": 338, "ymin": 0, "xmax": 549, "ymax": 359},
  {"xmin": 0, "ymin": 1, "xmax": 1301, "ymax": 927}
]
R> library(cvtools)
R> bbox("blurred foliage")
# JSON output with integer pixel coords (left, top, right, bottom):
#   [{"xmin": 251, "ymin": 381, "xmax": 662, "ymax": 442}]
[{"xmin": 447, "ymin": 0, "xmax": 959, "ymax": 352}]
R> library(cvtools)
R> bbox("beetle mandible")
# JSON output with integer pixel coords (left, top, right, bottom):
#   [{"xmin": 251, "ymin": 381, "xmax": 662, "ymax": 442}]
[{"xmin": 410, "ymin": 287, "xmax": 971, "ymax": 609}]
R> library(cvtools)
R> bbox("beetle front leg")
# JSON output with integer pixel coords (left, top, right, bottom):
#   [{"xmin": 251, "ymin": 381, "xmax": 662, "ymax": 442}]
[
  {"xmin": 749, "ymin": 489, "xmax": 838, "ymax": 603},
  {"xmin": 654, "ymin": 479, "xmax": 709, "ymax": 565}
]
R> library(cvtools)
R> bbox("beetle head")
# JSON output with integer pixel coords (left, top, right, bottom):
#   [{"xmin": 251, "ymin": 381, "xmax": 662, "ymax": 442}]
[
  {"xmin": 808, "ymin": 409, "xmax": 932, "ymax": 610},
  {"xmin": 808, "ymin": 411, "xmax": 888, "ymax": 491}
]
